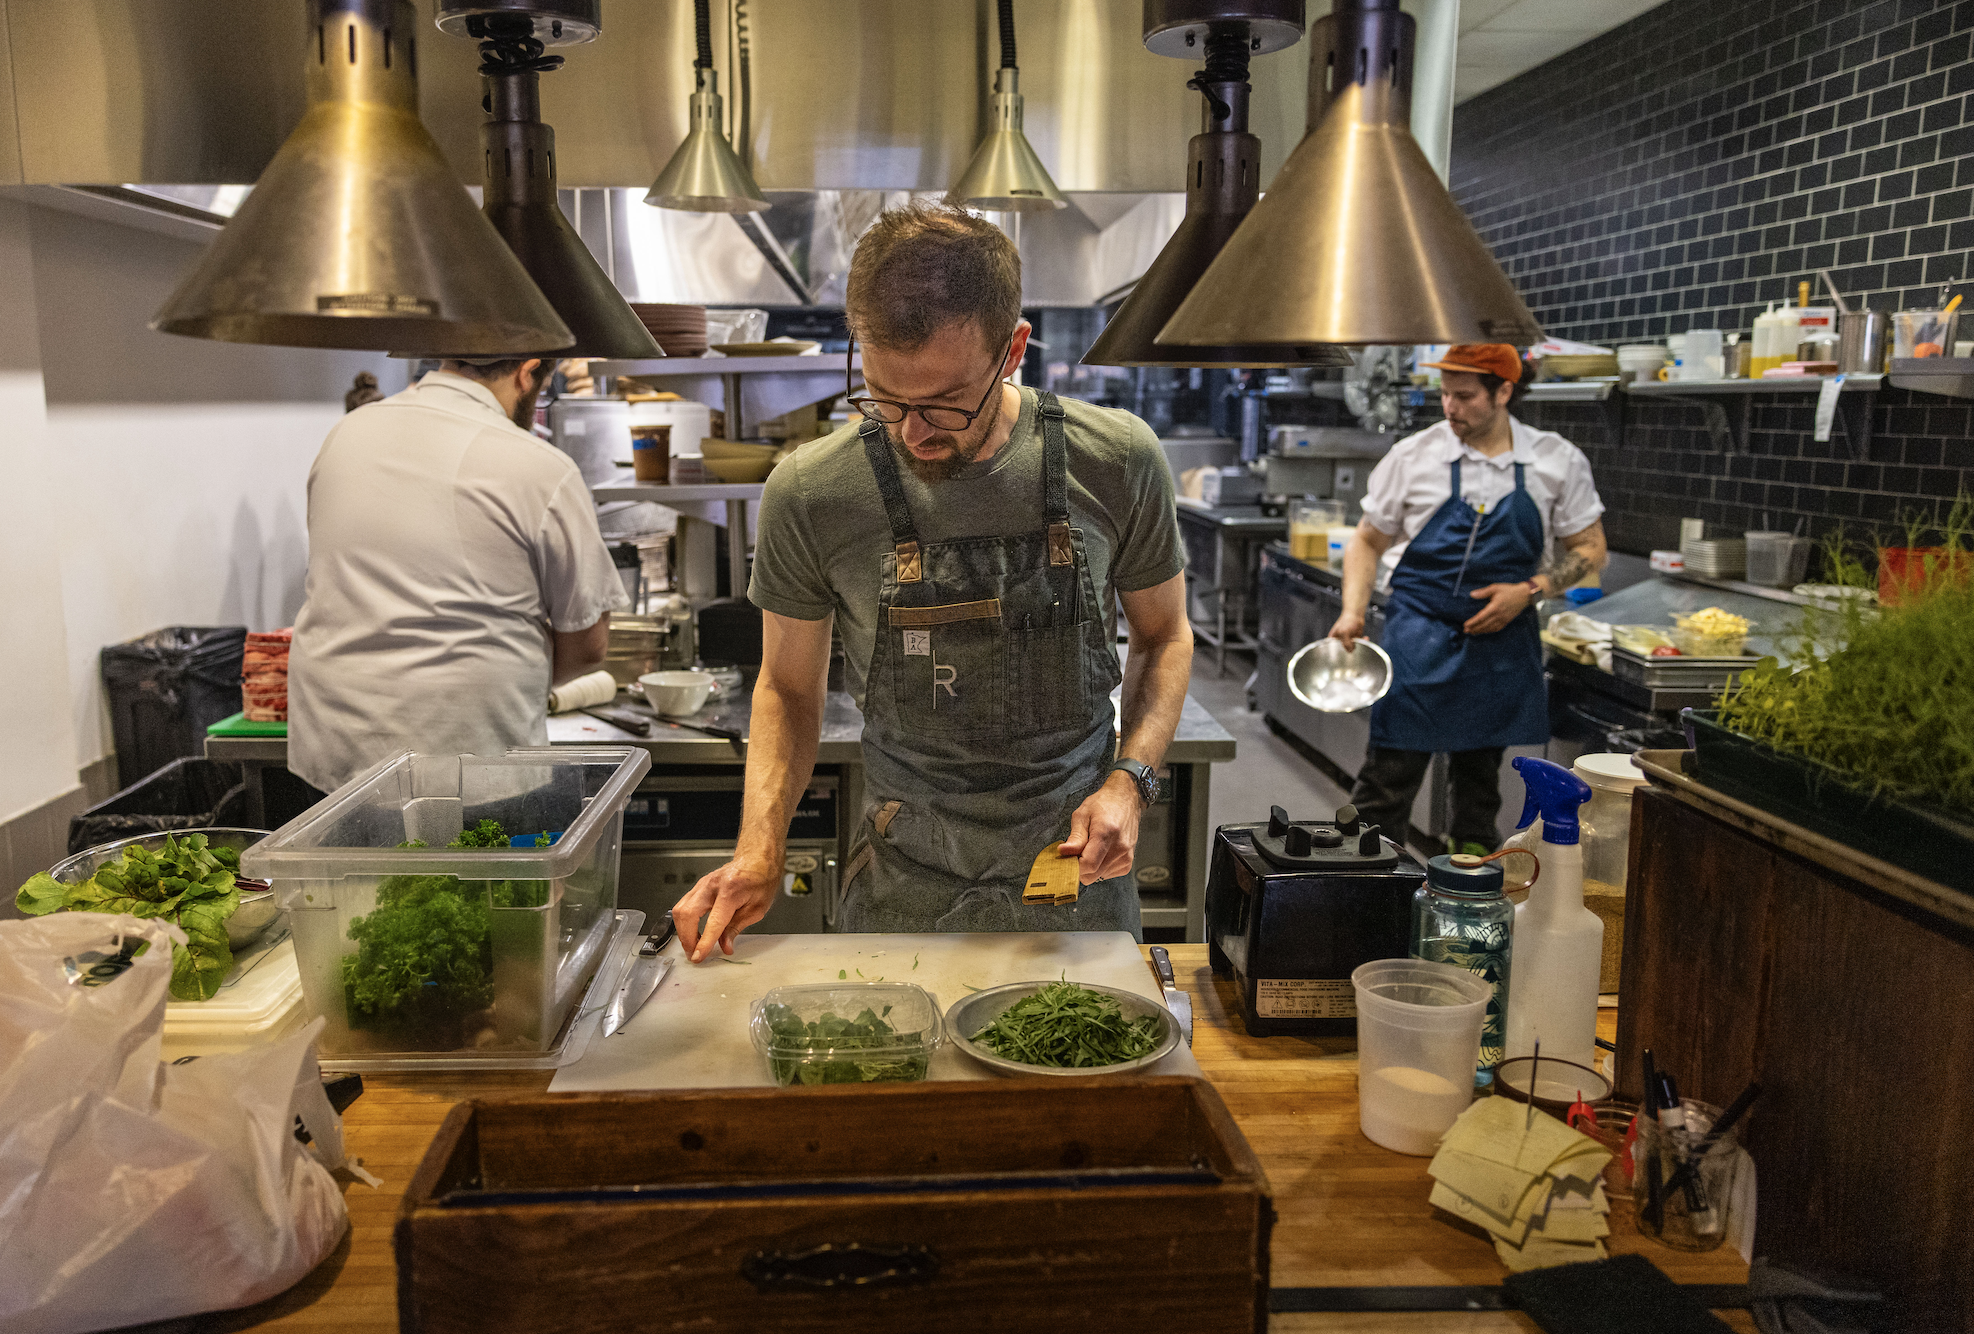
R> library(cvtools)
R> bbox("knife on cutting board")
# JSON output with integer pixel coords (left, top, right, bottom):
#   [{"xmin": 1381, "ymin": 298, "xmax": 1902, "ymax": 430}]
[
  {"xmin": 1149, "ymin": 946, "xmax": 1193, "ymax": 1047},
  {"xmin": 603, "ymin": 914, "xmax": 677, "ymax": 1037}
]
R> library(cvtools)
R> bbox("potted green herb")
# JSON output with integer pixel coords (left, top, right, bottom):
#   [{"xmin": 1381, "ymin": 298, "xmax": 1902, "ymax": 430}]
[{"xmin": 1697, "ymin": 499, "xmax": 1974, "ymax": 889}]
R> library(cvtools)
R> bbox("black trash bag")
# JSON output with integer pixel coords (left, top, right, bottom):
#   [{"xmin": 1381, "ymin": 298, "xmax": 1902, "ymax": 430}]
[
  {"xmin": 100, "ymin": 627, "xmax": 246, "ymax": 791},
  {"xmin": 67, "ymin": 757, "xmax": 251, "ymax": 856}
]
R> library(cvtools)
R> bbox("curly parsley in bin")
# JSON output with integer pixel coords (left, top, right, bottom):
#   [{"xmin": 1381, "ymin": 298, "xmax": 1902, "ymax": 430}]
[
  {"xmin": 761, "ymin": 1003, "xmax": 929, "ymax": 1085},
  {"xmin": 337, "ymin": 819, "xmax": 555, "ymax": 1045}
]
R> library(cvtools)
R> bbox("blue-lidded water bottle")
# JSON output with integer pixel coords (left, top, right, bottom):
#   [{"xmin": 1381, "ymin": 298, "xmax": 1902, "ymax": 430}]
[{"xmin": 1411, "ymin": 854, "xmax": 1514, "ymax": 1074}]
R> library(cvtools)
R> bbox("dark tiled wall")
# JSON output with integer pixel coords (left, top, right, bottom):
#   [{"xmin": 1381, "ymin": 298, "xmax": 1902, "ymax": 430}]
[{"xmin": 1452, "ymin": 0, "xmax": 1974, "ymax": 558}]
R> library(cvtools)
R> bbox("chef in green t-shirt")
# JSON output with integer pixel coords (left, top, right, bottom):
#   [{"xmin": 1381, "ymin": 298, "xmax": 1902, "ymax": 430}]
[{"xmin": 671, "ymin": 203, "xmax": 1194, "ymax": 961}]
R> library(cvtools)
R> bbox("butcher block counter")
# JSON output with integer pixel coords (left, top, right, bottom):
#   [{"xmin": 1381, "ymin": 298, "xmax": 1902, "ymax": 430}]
[{"xmin": 203, "ymin": 947, "xmax": 1751, "ymax": 1333}]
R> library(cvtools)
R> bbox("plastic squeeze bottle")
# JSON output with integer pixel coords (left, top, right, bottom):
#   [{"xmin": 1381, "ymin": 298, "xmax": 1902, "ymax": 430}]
[{"xmin": 1501, "ymin": 757, "xmax": 1599, "ymax": 1070}]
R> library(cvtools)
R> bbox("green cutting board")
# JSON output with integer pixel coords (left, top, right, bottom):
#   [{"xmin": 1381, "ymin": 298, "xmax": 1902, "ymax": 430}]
[{"xmin": 206, "ymin": 712, "xmax": 288, "ymax": 737}]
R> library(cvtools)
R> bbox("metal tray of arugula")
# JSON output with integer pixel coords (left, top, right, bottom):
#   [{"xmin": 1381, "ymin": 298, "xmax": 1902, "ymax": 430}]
[{"xmin": 946, "ymin": 981, "xmax": 1180, "ymax": 1077}]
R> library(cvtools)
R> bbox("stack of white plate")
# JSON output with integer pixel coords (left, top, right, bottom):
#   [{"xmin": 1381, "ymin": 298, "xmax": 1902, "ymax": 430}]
[{"xmin": 1680, "ymin": 538, "xmax": 1746, "ymax": 578}]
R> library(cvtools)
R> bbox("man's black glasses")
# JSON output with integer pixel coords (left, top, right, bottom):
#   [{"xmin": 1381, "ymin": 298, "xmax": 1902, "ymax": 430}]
[{"xmin": 846, "ymin": 331, "xmax": 1015, "ymax": 433}]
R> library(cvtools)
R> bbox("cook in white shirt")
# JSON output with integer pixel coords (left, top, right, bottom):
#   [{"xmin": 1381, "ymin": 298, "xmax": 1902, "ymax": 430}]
[
  {"xmin": 1328, "ymin": 344, "xmax": 1608, "ymax": 855},
  {"xmin": 1357, "ymin": 419, "xmax": 1606, "ymax": 592},
  {"xmin": 288, "ymin": 359, "xmax": 629, "ymax": 794}
]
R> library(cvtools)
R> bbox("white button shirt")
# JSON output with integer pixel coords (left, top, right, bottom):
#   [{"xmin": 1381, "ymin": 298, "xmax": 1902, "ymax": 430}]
[
  {"xmin": 289, "ymin": 372, "xmax": 628, "ymax": 793},
  {"xmin": 1358, "ymin": 416, "xmax": 1605, "ymax": 593}
]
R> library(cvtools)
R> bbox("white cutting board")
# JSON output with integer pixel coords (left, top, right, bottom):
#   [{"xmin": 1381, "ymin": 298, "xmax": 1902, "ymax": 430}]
[{"xmin": 549, "ymin": 931, "xmax": 1202, "ymax": 1091}]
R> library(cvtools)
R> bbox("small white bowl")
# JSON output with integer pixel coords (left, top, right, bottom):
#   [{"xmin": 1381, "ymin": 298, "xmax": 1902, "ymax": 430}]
[{"xmin": 639, "ymin": 669, "xmax": 717, "ymax": 715}]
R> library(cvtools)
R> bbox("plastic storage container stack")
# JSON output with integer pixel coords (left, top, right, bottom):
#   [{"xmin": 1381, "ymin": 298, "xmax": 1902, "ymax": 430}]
[{"xmin": 240, "ymin": 747, "xmax": 651, "ymax": 1070}]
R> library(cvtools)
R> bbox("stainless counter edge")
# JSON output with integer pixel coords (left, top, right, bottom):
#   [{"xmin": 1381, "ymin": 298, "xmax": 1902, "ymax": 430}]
[{"xmin": 206, "ymin": 691, "xmax": 1238, "ymax": 766}]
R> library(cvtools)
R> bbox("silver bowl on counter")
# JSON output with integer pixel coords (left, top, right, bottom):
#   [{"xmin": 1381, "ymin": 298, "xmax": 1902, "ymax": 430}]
[
  {"xmin": 1286, "ymin": 637, "xmax": 1393, "ymax": 713},
  {"xmin": 944, "ymin": 981, "xmax": 1182, "ymax": 1077},
  {"xmin": 47, "ymin": 827, "xmax": 278, "ymax": 949}
]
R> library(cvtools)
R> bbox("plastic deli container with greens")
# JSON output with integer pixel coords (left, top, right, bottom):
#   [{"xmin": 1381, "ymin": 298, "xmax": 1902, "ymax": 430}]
[
  {"xmin": 240, "ymin": 748, "xmax": 650, "ymax": 1068},
  {"xmin": 748, "ymin": 983, "xmax": 944, "ymax": 1086}
]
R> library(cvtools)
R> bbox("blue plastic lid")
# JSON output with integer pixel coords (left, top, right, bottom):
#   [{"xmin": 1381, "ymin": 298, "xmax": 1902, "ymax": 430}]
[
  {"xmin": 1565, "ymin": 587, "xmax": 1605, "ymax": 605},
  {"xmin": 1426, "ymin": 853, "xmax": 1504, "ymax": 897}
]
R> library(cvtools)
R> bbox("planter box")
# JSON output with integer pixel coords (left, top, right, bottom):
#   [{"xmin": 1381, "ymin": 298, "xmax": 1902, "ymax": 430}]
[
  {"xmin": 397, "ymin": 1077, "xmax": 1271, "ymax": 1334},
  {"xmin": 1685, "ymin": 710, "xmax": 1974, "ymax": 892}
]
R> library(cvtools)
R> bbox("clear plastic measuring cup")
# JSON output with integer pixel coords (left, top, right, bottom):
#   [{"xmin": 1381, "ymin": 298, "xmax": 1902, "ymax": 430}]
[{"xmin": 1351, "ymin": 958, "xmax": 1491, "ymax": 1155}]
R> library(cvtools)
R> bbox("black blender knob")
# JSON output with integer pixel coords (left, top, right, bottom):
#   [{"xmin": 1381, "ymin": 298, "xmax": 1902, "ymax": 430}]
[
  {"xmin": 1284, "ymin": 825, "xmax": 1312, "ymax": 856},
  {"xmin": 1310, "ymin": 827, "xmax": 1345, "ymax": 849},
  {"xmin": 1357, "ymin": 825, "xmax": 1382, "ymax": 856},
  {"xmin": 1335, "ymin": 804, "xmax": 1360, "ymax": 835},
  {"xmin": 1268, "ymin": 805, "xmax": 1290, "ymax": 839}
]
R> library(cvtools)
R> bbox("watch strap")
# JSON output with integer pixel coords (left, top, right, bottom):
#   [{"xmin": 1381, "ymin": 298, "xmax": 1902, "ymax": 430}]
[{"xmin": 1110, "ymin": 758, "xmax": 1160, "ymax": 805}]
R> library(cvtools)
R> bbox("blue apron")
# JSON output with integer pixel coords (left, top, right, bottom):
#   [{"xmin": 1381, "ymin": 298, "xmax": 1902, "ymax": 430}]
[
  {"xmin": 838, "ymin": 392, "xmax": 1137, "ymax": 936},
  {"xmin": 1370, "ymin": 458, "xmax": 1549, "ymax": 752}
]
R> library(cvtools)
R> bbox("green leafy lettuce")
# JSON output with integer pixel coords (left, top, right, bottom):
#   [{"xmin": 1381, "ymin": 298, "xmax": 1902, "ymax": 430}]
[{"xmin": 15, "ymin": 833, "xmax": 243, "ymax": 1000}]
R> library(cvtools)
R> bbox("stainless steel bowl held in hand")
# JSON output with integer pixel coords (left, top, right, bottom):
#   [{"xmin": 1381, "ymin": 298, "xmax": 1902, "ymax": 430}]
[{"xmin": 1287, "ymin": 637, "xmax": 1393, "ymax": 713}]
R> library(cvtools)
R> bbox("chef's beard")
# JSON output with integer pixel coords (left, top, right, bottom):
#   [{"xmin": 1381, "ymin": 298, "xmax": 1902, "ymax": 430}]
[
  {"xmin": 511, "ymin": 364, "xmax": 554, "ymax": 431},
  {"xmin": 887, "ymin": 390, "xmax": 1004, "ymax": 482}
]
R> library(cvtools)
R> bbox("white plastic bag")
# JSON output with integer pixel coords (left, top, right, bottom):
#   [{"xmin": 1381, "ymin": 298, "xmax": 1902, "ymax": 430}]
[{"xmin": 0, "ymin": 913, "xmax": 349, "ymax": 1334}]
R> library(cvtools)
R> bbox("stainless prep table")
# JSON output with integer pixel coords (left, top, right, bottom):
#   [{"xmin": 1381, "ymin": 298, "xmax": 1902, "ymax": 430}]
[{"xmin": 1175, "ymin": 499, "xmax": 1287, "ymax": 676}]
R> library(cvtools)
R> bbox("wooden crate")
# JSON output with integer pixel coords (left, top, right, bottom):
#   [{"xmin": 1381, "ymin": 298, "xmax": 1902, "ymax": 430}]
[{"xmin": 396, "ymin": 1076, "xmax": 1271, "ymax": 1333}]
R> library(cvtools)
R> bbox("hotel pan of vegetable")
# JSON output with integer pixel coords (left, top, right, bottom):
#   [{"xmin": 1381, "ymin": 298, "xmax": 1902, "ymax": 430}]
[{"xmin": 16, "ymin": 828, "xmax": 275, "ymax": 1001}]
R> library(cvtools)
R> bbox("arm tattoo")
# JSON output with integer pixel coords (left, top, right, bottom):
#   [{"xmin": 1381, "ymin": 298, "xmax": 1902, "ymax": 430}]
[{"xmin": 1544, "ymin": 547, "xmax": 1595, "ymax": 590}]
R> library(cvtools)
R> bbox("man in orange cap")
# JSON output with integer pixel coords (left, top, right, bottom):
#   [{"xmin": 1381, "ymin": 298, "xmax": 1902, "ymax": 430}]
[{"xmin": 1328, "ymin": 344, "xmax": 1607, "ymax": 855}]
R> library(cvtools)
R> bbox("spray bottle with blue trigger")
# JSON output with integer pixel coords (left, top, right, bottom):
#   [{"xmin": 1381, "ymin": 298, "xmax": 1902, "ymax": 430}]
[{"xmin": 1501, "ymin": 757, "xmax": 1601, "ymax": 1072}]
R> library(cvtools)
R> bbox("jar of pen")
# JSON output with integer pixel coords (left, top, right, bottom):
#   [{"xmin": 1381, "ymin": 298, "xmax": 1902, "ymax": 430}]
[{"xmin": 1633, "ymin": 1052, "xmax": 1762, "ymax": 1251}]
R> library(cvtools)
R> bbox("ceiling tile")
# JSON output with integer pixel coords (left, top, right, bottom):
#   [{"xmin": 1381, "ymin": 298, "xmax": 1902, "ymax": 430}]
[
  {"xmin": 1457, "ymin": 29, "xmax": 1600, "ymax": 64},
  {"xmin": 1459, "ymin": 0, "xmax": 1522, "ymax": 32}
]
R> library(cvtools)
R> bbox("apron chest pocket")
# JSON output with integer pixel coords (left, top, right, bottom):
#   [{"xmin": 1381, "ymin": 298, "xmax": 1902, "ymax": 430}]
[
  {"xmin": 1007, "ymin": 624, "xmax": 1091, "ymax": 733},
  {"xmin": 888, "ymin": 599, "xmax": 1005, "ymax": 737}
]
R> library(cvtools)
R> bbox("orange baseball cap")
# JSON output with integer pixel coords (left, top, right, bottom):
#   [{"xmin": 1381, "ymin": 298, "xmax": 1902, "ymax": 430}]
[{"xmin": 1422, "ymin": 344, "xmax": 1525, "ymax": 382}]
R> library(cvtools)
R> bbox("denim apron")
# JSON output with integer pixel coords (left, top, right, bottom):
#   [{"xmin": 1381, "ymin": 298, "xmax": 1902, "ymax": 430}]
[
  {"xmin": 1370, "ymin": 458, "xmax": 1549, "ymax": 752},
  {"xmin": 838, "ymin": 392, "xmax": 1136, "ymax": 936}
]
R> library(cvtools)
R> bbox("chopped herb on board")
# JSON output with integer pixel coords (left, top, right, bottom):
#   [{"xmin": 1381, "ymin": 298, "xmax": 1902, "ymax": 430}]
[
  {"xmin": 970, "ymin": 981, "xmax": 1163, "ymax": 1069},
  {"xmin": 838, "ymin": 969, "xmax": 847, "ymax": 979}
]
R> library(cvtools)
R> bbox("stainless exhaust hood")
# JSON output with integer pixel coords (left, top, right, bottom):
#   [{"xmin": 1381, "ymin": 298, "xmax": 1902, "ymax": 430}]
[
  {"xmin": 1084, "ymin": 3, "xmax": 1348, "ymax": 369},
  {"xmin": 441, "ymin": 5, "xmax": 661, "ymax": 358},
  {"xmin": 150, "ymin": 0, "xmax": 573, "ymax": 355},
  {"xmin": 1156, "ymin": 0, "xmax": 1541, "ymax": 350}
]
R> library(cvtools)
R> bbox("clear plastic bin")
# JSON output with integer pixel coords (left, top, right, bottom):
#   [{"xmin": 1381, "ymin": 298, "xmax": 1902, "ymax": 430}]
[
  {"xmin": 748, "ymin": 983, "xmax": 943, "ymax": 1086},
  {"xmin": 239, "ymin": 747, "xmax": 650, "ymax": 1065}
]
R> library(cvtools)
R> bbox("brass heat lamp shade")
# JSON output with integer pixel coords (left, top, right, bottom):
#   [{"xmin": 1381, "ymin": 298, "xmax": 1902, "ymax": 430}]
[
  {"xmin": 645, "ymin": 69, "xmax": 769, "ymax": 214},
  {"xmin": 949, "ymin": 68, "xmax": 1067, "ymax": 213},
  {"xmin": 1084, "ymin": 83, "xmax": 1348, "ymax": 369},
  {"xmin": 1157, "ymin": 0, "xmax": 1541, "ymax": 350},
  {"xmin": 151, "ymin": 0, "xmax": 573, "ymax": 356}
]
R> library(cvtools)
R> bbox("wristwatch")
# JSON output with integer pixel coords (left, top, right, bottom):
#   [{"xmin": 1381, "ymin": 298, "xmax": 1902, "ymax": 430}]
[{"xmin": 1110, "ymin": 758, "xmax": 1164, "ymax": 807}]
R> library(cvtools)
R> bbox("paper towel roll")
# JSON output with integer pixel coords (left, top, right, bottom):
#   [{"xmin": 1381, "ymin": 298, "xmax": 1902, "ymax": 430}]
[{"xmin": 548, "ymin": 669, "xmax": 619, "ymax": 714}]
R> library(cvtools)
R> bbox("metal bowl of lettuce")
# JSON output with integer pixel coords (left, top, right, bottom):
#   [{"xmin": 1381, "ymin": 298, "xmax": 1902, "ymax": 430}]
[
  {"xmin": 945, "ymin": 980, "xmax": 1180, "ymax": 1077},
  {"xmin": 46, "ymin": 828, "xmax": 277, "ymax": 948}
]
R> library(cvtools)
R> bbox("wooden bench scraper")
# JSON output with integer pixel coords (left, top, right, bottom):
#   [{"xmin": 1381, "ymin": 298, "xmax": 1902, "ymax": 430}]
[{"xmin": 1023, "ymin": 841, "xmax": 1080, "ymax": 906}]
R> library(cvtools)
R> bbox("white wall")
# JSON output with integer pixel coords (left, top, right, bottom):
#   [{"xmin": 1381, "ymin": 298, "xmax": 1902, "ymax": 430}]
[
  {"xmin": 9, "ymin": 199, "xmax": 392, "ymax": 792},
  {"xmin": 0, "ymin": 199, "xmax": 82, "ymax": 826}
]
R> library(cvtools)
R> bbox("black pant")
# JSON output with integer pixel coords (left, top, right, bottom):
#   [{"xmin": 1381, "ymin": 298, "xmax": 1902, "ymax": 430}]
[{"xmin": 1349, "ymin": 746, "xmax": 1506, "ymax": 853}]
